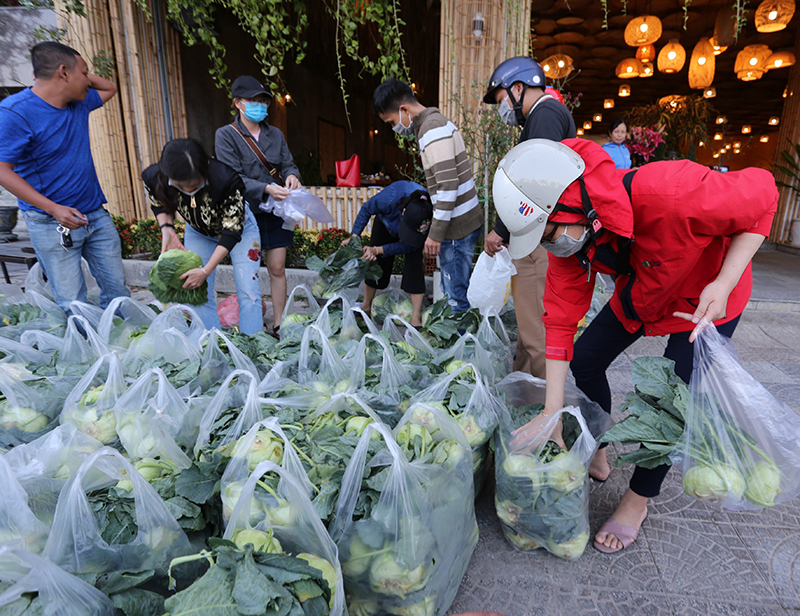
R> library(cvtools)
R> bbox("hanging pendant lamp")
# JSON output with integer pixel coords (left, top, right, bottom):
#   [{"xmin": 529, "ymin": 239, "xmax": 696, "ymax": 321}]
[
  {"xmin": 735, "ymin": 45, "xmax": 772, "ymax": 80},
  {"xmin": 616, "ymin": 58, "xmax": 644, "ymax": 78},
  {"xmin": 657, "ymin": 39, "xmax": 686, "ymax": 73},
  {"xmin": 541, "ymin": 54, "xmax": 574, "ymax": 79},
  {"xmin": 755, "ymin": 0, "xmax": 795, "ymax": 32},
  {"xmin": 624, "ymin": 16, "xmax": 663, "ymax": 47},
  {"xmin": 765, "ymin": 51, "xmax": 796, "ymax": 69},
  {"xmin": 688, "ymin": 38, "xmax": 715, "ymax": 89},
  {"xmin": 709, "ymin": 36, "xmax": 728, "ymax": 55},
  {"xmin": 636, "ymin": 44, "xmax": 656, "ymax": 63},
  {"xmin": 618, "ymin": 84, "xmax": 631, "ymax": 97}
]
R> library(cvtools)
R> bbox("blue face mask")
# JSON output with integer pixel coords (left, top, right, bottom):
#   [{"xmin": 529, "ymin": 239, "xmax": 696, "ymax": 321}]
[{"xmin": 243, "ymin": 101, "xmax": 268, "ymax": 123}]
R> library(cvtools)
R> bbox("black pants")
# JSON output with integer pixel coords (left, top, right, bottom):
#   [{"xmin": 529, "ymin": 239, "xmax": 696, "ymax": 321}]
[
  {"xmin": 365, "ymin": 217, "xmax": 425, "ymax": 294},
  {"xmin": 570, "ymin": 302, "xmax": 740, "ymax": 498}
]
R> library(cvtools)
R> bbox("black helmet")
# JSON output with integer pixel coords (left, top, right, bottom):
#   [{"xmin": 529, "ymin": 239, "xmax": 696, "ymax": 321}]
[{"xmin": 483, "ymin": 56, "xmax": 546, "ymax": 104}]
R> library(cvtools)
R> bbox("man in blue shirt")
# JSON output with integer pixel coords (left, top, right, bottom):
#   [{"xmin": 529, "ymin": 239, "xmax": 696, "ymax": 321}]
[
  {"xmin": 344, "ymin": 180, "xmax": 430, "ymax": 326},
  {"xmin": 0, "ymin": 41, "xmax": 129, "ymax": 312}
]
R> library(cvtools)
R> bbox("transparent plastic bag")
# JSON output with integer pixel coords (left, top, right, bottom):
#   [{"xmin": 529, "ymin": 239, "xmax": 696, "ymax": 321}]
[
  {"xmin": 371, "ymin": 289, "xmax": 414, "ymax": 326},
  {"xmin": 494, "ymin": 404, "xmax": 595, "ymax": 560},
  {"xmin": 199, "ymin": 329, "xmax": 259, "ymax": 378},
  {"xmin": 58, "ymin": 315, "xmax": 111, "ymax": 365},
  {"xmin": 220, "ymin": 417, "xmax": 312, "ymax": 524},
  {"xmin": 435, "ymin": 332, "xmax": 497, "ymax": 384},
  {"xmin": 113, "ymin": 367, "xmax": 193, "ymax": 468},
  {"xmin": 298, "ymin": 324, "xmax": 349, "ymax": 387},
  {"xmin": 4, "ymin": 423, "xmax": 103, "ymax": 526},
  {"xmin": 60, "ymin": 353, "xmax": 127, "ymax": 445},
  {"xmin": 314, "ymin": 294, "xmax": 352, "ymax": 339},
  {"xmin": 0, "ymin": 543, "xmax": 116, "ymax": 616},
  {"xmin": 346, "ymin": 334, "xmax": 414, "ymax": 403},
  {"xmin": 123, "ymin": 326, "xmax": 201, "ymax": 391},
  {"xmin": 263, "ymin": 188, "xmax": 334, "ymax": 230},
  {"xmin": 24, "ymin": 259, "xmax": 101, "ymax": 305},
  {"xmin": 96, "ymin": 297, "xmax": 157, "ymax": 349},
  {"xmin": 672, "ymin": 322, "xmax": 800, "ymax": 511},
  {"xmin": 145, "ymin": 304, "xmax": 206, "ymax": 346},
  {"xmin": 0, "ymin": 336, "xmax": 52, "ymax": 367},
  {"xmin": 467, "ymin": 247, "xmax": 516, "ymax": 317},
  {"xmin": 0, "ymin": 455, "xmax": 50, "ymax": 552},
  {"xmin": 281, "ymin": 284, "xmax": 321, "ymax": 340},
  {"xmin": 222, "ymin": 460, "xmax": 345, "ymax": 616},
  {"xmin": 42, "ymin": 447, "xmax": 192, "ymax": 575},
  {"xmin": 68, "ymin": 301, "xmax": 104, "ymax": 332},
  {"xmin": 330, "ymin": 407, "xmax": 478, "ymax": 616},
  {"xmin": 0, "ymin": 364, "xmax": 66, "ymax": 448},
  {"xmin": 382, "ymin": 314, "xmax": 437, "ymax": 363},
  {"xmin": 409, "ymin": 364, "xmax": 500, "ymax": 491},
  {"xmin": 194, "ymin": 369, "xmax": 265, "ymax": 457},
  {"xmin": 0, "ymin": 291, "xmax": 67, "ymax": 341}
]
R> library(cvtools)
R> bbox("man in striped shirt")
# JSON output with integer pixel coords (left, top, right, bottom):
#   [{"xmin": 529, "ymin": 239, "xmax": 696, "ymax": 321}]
[{"xmin": 374, "ymin": 79, "xmax": 483, "ymax": 313}]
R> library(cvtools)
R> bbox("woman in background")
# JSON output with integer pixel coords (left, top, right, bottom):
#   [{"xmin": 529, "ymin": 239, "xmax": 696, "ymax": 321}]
[{"xmin": 601, "ymin": 119, "xmax": 632, "ymax": 169}]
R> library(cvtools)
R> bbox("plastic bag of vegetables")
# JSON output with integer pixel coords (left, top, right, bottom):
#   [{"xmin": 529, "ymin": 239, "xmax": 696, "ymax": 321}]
[
  {"xmin": 199, "ymin": 328, "xmax": 260, "ymax": 379},
  {"xmin": 0, "ymin": 363, "xmax": 67, "ymax": 448},
  {"xmin": 220, "ymin": 417, "xmax": 313, "ymax": 524},
  {"xmin": 371, "ymin": 289, "xmax": 415, "ymax": 326},
  {"xmin": 408, "ymin": 363, "xmax": 499, "ymax": 491},
  {"xmin": 0, "ymin": 542, "xmax": 116, "ymax": 616},
  {"xmin": 59, "ymin": 315, "xmax": 112, "ymax": 365},
  {"xmin": 113, "ymin": 367, "xmax": 194, "ymax": 468},
  {"xmin": 494, "ymin": 402, "xmax": 596, "ymax": 561},
  {"xmin": 123, "ymin": 326, "xmax": 201, "ymax": 394},
  {"xmin": 96, "ymin": 296, "xmax": 157, "ymax": 350},
  {"xmin": 5, "ymin": 424, "xmax": 103, "ymax": 525},
  {"xmin": 166, "ymin": 460, "xmax": 345, "ymax": 616},
  {"xmin": 434, "ymin": 332, "xmax": 497, "ymax": 385},
  {"xmin": 0, "ymin": 290, "xmax": 66, "ymax": 341},
  {"xmin": 42, "ymin": 447, "xmax": 192, "ymax": 575},
  {"xmin": 281, "ymin": 284, "xmax": 321, "ymax": 341},
  {"xmin": 0, "ymin": 455, "xmax": 49, "ymax": 552},
  {"xmin": 672, "ymin": 322, "xmax": 800, "ymax": 510},
  {"xmin": 298, "ymin": 324, "xmax": 350, "ymax": 387},
  {"xmin": 307, "ymin": 236, "xmax": 383, "ymax": 302},
  {"xmin": 0, "ymin": 336, "xmax": 52, "ymax": 366},
  {"xmin": 382, "ymin": 315, "xmax": 437, "ymax": 365},
  {"xmin": 330, "ymin": 408, "xmax": 478, "ymax": 616},
  {"xmin": 346, "ymin": 334, "xmax": 418, "ymax": 409},
  {"xmin": 194, "ymin": 369, "xmax": 266, "ymax": 458},
  {"xmin": 60, "ymin": 353, "xmax": 127, "ymax": 445}
]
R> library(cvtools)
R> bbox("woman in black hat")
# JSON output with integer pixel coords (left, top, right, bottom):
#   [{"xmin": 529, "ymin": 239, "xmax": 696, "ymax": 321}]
[{"xmin": 215, "ymin": 75, "xmax": 302, "ymax": 337}]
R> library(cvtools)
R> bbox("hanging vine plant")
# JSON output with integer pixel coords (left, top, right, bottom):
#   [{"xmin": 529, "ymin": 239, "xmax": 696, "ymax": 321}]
[
  {"xmin": 682, "ymin": 0, "xmax": 692, "ymax": 29},
  {"xmin": 733, "ymin": 0, "xmax": 748, "ymax": 42},
  {"xmin": 601, "ymin": 0, "xmax": 609, "ymax": 29}
]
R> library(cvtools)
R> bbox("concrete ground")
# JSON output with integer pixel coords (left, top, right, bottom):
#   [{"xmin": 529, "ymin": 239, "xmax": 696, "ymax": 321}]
[{"xmin": 450, "ymin": 311, "xmax": 800, "ymax": 616}]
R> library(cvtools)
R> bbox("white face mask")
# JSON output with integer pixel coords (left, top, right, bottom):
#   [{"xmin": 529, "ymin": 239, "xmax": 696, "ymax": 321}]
[
  {"xmin": 497, "ymin": 94, "xmax": 518, "ymax": 127},
  {"xmin": 542, "ymin": 226, "xmax": 590, "ymax": 258},
  {"xmin": 392, "ymin": 109, "xmax": 414, "ymax": 136}
]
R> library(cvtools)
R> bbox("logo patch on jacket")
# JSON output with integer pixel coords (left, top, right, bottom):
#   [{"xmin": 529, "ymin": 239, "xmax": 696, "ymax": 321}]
[
  {"xmin": 519, "ymin": 201, "xmax": 535, "ymax": 216},
  {"xmin": 642, "ymin": 260, "xmax": 662, "ymax": 267}
]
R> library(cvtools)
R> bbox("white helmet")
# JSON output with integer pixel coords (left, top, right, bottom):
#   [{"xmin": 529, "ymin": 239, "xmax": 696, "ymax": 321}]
[{"xmin": 493, "ymin": 139, "xmax": 585, "ymax": 259}]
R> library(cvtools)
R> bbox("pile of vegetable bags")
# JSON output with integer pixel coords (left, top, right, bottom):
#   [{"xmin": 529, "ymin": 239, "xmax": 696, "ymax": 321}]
[{"xmin": 0, "ymin": 284, "xmax": 513, "ymax": 616}]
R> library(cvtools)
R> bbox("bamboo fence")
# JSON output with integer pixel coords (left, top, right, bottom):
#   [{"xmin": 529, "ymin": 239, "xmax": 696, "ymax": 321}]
[
  {"xmin": 439, "ymin": 0, "xmax": 532, "ymax": 123},
  {"xmin": 54, "ymin": 0, "xmax": 187, "ymax": 221},
  {"xmin": 770, "ymin": 32, "xmax": 800, "ymax": 244}
]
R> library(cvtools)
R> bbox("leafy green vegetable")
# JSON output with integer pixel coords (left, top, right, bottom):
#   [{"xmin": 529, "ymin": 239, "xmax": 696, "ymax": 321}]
[
  {"xmin": 148, "ymin": 250, "xmax": 208, "ymax": 306},
  {"xmin": 306, "ymin": 237, "xmax": 382, "ymax": 299}
]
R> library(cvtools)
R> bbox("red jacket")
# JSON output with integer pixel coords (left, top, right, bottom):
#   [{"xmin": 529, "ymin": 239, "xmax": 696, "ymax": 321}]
[{"xmin": 543, "ymin": 139, "xmax": 778, "ymax": 362}]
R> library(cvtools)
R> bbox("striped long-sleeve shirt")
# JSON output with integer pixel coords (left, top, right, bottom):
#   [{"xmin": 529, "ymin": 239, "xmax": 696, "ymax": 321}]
[{"xmin": 414, "ymin": 108, "xmax": 483, "ymax": 242}]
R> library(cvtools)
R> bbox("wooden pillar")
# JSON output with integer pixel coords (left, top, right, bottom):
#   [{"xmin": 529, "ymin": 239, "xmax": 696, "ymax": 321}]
[
  {"xmin": 770, "ymin": 32, "xmax": 800, "ymax": 244},
  {"xmin": 439, "ymin": 0, "xmax": 532, "ymax": 124}
]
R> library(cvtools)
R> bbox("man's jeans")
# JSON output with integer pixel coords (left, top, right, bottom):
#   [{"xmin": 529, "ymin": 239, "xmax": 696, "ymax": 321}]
[
  {"xmin": 439, "ymin": 226, "xmax": 482, "ymax": 313},
  {"xmin": 184, "ymin": 208, "xmax": 263, "ymax": 335},
  {"xmin": 22, "ymin": 207, "xmax": 130, "ymax": 313}
]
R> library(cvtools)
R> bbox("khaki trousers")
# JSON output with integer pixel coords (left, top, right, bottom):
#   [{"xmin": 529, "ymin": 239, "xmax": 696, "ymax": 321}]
[{"xmin": 510, "ymin": 245, "xmax": 548, "ymax": 379}]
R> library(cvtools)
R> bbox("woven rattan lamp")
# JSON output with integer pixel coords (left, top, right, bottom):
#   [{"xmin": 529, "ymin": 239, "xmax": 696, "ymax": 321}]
[
  {"xmin": 658, "ymin": 40, "xmax": 686, "ymax": 73},
  {"xmin": 765, "ymin": 51, "xmax": 796, "ymax": 69},
  {"xmin": 618, "ymin": 84, "xmax": 631, "ymax": 97},
  {"xmin": 636, "ymin": 44, "xmax": 656, "ymax": 63},
  {"xmin": 709, "ymin": 36, "xmax": 728, "ymax": 55},
  {"xmin": 735, "ymin": 45, "xmax": 772, "ymax": 80},
  {"xmin": 604, "ymin": 99, "xmax": 615, "ymax": 108},
  {"xmin": 541, "ymin": 54, "xmax": 574, "ymax": 79},
  {"xmin": 689, "ymin": 38, "xmax": 715, "ymax": 89},
  {"xmin": 640, "ymin": 64, "xmax": 654, "ymax": 78},
  {"xmin": 616, "ymin": 58, "xmax": 644, "ymax": 78},
  {"xmin": 625, "ymin": 16, "xmax": 662, "ymax": 46},
  {"xmin": 704, "ymin": 87, "xmax": 717, "ymax": 98},
  {"xmin": 755, "ymin": 0, "xmax": 795, "ymax": 32}
]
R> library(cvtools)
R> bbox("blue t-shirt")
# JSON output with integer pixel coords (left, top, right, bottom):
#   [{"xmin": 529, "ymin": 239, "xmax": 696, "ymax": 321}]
[
  {"xmin": 351, "ymin": 180, "xmax": 426, "ymax": 237},
  {"xmin": 601, "ymin": 141, "xmax": 632, "ymax": 169},
  {"xmin": 0, "ymin": 88, "xmax": 106, "ymax": 214}
]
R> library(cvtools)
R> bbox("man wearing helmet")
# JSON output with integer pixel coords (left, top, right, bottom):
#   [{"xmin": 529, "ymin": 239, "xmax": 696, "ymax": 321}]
[
  {"xmin": 494, "ymin": 138, "xmax": 777, "ymax": 554},
  {"xmin": 483, "ymin": 57, "xmax": 576, "ymax": 382}
]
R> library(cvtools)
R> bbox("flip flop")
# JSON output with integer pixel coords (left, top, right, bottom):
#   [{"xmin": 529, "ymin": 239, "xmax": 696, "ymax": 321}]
[{"xmin": 593, "ymin": 515, "xmax": 647, "ymax": 554}]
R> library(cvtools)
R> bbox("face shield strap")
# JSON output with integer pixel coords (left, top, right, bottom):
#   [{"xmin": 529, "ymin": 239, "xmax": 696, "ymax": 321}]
[{"xmin": 579, "ymin": 176, "xmax": 602, "ymax": 242}]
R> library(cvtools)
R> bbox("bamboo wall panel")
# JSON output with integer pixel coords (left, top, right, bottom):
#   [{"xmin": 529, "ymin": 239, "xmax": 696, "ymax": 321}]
[
  {"xmin": 57, "ymin": 0, "xmax": 187, "ymax": 221},
  {"xmin": 439, "ymin": 0, "xmax": 533, "ymax": 123},
  {"xmin": 770, "ymin": 32, "xmax": 800, "ymax": 244},
  {"xmin": 299, "ymin": 187, "xmax": 382, "ymax": 231}
]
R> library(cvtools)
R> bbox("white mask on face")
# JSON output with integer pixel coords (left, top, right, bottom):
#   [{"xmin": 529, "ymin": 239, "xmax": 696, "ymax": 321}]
[
  {"xmin": 542, "ymin": 226, "xmax": 590, "ymax": 258},
  {"xmin": 497, "ymin": 94, "xmax": 518, "ymax": 127},
  {"xmin": 392, "ymin": 109, "xmax": 414, "ymax": 136}
]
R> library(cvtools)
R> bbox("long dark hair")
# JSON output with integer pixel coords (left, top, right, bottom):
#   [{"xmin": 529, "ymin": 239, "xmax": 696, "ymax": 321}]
[
  {"xmin": 607, "ymin": 118, "xmax": 627, "ymax": 136},
  {"xmin": 154, "ymin": 139, "xmax": 209, "ymax": 214}
]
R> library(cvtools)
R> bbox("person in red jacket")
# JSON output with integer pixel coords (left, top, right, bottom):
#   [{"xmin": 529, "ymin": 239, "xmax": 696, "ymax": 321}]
[{"xmin": 493, "ymin": 138, "xmax": 778, "ymax": 554}]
